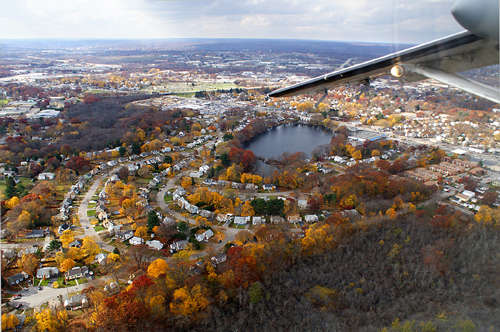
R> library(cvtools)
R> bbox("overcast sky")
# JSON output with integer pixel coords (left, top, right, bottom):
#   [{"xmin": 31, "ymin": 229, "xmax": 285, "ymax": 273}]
[{"xmin": 0, "ymin": 0, "xmax": 464, "ymax": 43}]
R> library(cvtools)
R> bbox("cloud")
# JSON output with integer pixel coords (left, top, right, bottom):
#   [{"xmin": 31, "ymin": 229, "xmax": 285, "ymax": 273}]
[{"xmin": 0, "ymin": 0, "xmax": 463, "ymax": 43}]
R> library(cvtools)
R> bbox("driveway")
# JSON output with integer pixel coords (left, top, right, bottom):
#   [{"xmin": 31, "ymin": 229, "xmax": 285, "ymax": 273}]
[{"xmin": 9, "ymin": 283, "xmax": 86, "ymax": 308}]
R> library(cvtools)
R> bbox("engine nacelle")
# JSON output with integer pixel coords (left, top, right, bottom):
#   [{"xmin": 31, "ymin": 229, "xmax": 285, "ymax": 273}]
[{"xmin": 452, "ymin": 0, "xmax": 499, "ymax": 41}]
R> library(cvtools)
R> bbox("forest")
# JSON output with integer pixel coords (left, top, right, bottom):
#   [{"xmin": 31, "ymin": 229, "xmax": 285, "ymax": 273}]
[{"xmin": 58, "ymin": 203, "xmax": 499, "ymax": 332}]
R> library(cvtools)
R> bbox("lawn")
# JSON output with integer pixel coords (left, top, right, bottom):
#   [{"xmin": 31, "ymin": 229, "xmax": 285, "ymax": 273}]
[
  {"xmin": 94, "ymin": 225, "xmax": 105, "ymax": 232},
  {"xmin": 87, "ymin": 210, "xmax": 96, "ymax": 217},
  {"xmin": 34, "ymin": 278, "xmax": 51, "ymax": 286},
  {"xmin": 0, "ymin": 180, "xmax": 6, "ymax": 200},
  {"xmin": 0, "ymin": 177, "xmax": 34, "ymax": 200},
  {"xmin": 164, "ymin": 194, "xmax": 173, "ymax": 203},
  {"xmin": 88, "ymin": 202, "xmax": 96, "ymax": 208}
]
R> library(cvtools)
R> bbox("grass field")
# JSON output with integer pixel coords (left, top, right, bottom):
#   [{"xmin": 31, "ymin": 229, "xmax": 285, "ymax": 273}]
[{"xmin": 87, "ymin": 210, "xmax": 96, "ymax": 217}]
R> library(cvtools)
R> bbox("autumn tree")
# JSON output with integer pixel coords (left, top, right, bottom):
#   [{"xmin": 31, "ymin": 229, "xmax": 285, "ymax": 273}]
[
  {"xmin": 135, "ymin": 226, "xmax": 148, "ymax": 239},
  {"xmin": 81, "ymin": 237, "xmax": 101, "ymax": 265},
  {"xmin": 16, "ymin": 254, "xmax": 38, "ymax": 287},
  {"xmin": 1, "ymin": 313, "xmax": 19, "ymax": 330},
  {"xmin": 147, "ymin": 258, "xmax": 169, "ymax": 278},
  {"xmin": 170, "ymin": 284, "xmax": 210, "ymax": 317},
  {"xmin": 241, "ymin": 200, "xmax": 255, "ymax": 217},
  {"xmin": 60, "ymin": 230, "xmax": 75, "ymax": 248},
  {"xmin": 117, "ymin": 166, "xmax": 130, "ymax": 182},
  {"xmin": 35, "ymin": 308, "xmax": 69, "ymax": 332},
  {"xmin": 60, "ymin": 258, "xmax": 76, "ymax": 273}
]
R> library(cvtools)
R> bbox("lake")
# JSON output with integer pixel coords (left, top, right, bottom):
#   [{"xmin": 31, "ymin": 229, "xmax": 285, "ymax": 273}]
[{"xmin": 245, "ymin": 124, "xmax": 333, "ymax": 175}]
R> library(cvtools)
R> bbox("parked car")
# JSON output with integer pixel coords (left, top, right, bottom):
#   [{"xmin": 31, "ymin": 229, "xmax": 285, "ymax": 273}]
[{"xmin": 12, "ymin": 294, "xmax": 22, "ymax": 300}]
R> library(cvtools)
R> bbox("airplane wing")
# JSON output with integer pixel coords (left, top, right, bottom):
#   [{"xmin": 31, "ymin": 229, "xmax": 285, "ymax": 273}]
[{"xmin": 268, "ymin": 31, "xmax": 500, "ymax": 103}]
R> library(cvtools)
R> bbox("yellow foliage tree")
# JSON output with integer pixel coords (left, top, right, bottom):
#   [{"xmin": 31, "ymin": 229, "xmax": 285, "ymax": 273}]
[
  {"xmin": 35, "ymin": 308, "xmax": 68, "ymax": 332},
  {"xmin": 81, "ymin": 237, "xmax": 101, "ymax": 265},
  {"xmin": 2, "ymin": 313, "xmax": 19, "ymax": 330},
  {"xmin": 170, "ymin": 284, "xmax": 210, "ymax": 317},
  {"xmin": 17, "ymin": 210, "xmax": 32, "ymax": 226},
  {"xmin": 60, "ymin": 230, "xmax": 75, "ymax": 248},
  {"xmin": 66, "ymin": 247, "xmax": 84, "ymax": 261},
  {"xmin": 147, "ymin": 258, "xmax": 169, "ymax": 278},
  {"xmin": 135, "ymin": 226, "xmax": 148, "ymax": 239},
  {"xmin": 352, "ymin": 150, "xmax": 362, "ymax": 160},
  {"xmin": 474, "ymin": 206, "xmax": 499, "ymax": 225},
  {"xmin": 5, "ymin": 196, "xmax": 20, "ymax": 209},
  {"xmin": 181, "ymin": 177, "xmax": 192, "ymax": 190},
  {"xmin": 385, "ymin": 207, "xmax": 397, "ymax": 219},
  {"xmin": 60, "ymin": 258, "xmax": 76, "ymax": 273},
  {"xmin": 241, "ymin": 201, "xmax": 255, "ymax": 217},
  {"xmin": 148, "ymin": 294, "xmax": 166, "ymax": 317}
]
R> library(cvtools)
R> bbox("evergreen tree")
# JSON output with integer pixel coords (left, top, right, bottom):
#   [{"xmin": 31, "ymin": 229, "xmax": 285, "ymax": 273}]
[
  {"xmin": 5, "ymin": 177, "xmax": 16, "ymax": 199},
  {"xmin": 147, "ymin": 210, "xmax": 160, "ymax": 232}
]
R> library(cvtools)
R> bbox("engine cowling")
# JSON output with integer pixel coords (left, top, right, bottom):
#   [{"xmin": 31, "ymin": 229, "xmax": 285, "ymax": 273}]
[{"xmin": 451, "ymin": 0, "xmax": 499, "ymax": 41}]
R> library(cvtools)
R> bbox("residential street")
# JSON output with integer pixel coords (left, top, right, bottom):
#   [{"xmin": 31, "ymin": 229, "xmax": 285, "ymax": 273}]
[{"xmin": 76, "ymin": 175, "xmax": 114, "ymax": 251}]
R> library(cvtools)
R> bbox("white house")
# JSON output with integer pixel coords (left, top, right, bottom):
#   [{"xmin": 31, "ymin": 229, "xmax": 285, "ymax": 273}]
[
  {"xmin": 129, "ymin": 237, "xmax": 144, "ymax": 246},
  {"xmin": 169, "ymin": 240, "xmax": 188, "ymax": 253},
  {"xmin": 252, "ymin": 216, "xmax": 264, "ymax": 225},
  {"xmin": 304, "ymin": 215, "xmax": 319, "ymax": 223},
  {"xmin": 233, "ymin": 216, "xmax": 250, "ymax": 225},
  {"xmin": 37, "ymin": 172, "xmax": 55, "ymax": 181},
  {"xmin": 195, "ymin": 229, "xmax": 214, "ymax": 242},
  {"xmin": 146, "ymin": 240, "xmax": 163, "ymax": 250},
  {"xmin": 94, "ymin": 253, "xmax": 108, "ymax": 265},
  {"xmin": 298, "ymin": 200, "xmax": 308, "ymax": 210}
]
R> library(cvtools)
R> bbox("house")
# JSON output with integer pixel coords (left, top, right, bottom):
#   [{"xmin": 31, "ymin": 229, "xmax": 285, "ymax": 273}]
[
  {"xmin": 94, "ymin": 253, "xmax": 108, "ymax": 265},
  {"xmin": 36, "ymin": 267, "xmax": 59, "ymax": 279},
  {"xmin": 252, "ymin": 216, "xmax": 264, "ymax": 225},
  {"xmin": 287, "ymin": 215, "xmax": 302, "ymax": 223},
  {"xmin": 262, "ymin": 184, "xmax": 275, "ymax": 191},
  {"xmin": 68, "ymin": 239, "xmax": 82, "ymax": 248},
  {"xmin": 104, "ymin": 281, "xmax": 119, "ymax": 295},
  {"xmin": 341, "ymin": 209, "xmax": 361, "ymax": 222},
  {"xmin": 233, "ymin": 216, "xmax": 250, "ymax": 225},
  {"xmin": 37, "ymin": 172, "xmax": 55, "ymax": 181},
  {"xmin": 25, "ymin": 229, "xmax": 46, "ymax": 239},
  {"xmin": 65, "ymin": 266, "xmax": 89, "ymax": 280},
  {"xmin": 64, "ymin": 294, "xmax": 89, "ymax": 310},
  {"xmin": 211, "ymin": 253, "xmax": 227, "ymax": 265},
  {"xmin": 185, "ymin": 204, "xmax": 199, "ymax": 214},
  {"xmin": 199, "ymin": 209, "xmax": 214, "ymax": 219},
  {"xmin": 115, "ymin": 230, "xmax": 134, "ymax": 242},
  {"xmin": 163, "ymin": 216, "xmax": 175, "ymax": 225},
  {"xmin": 129, "ymin": 237, "xmax": 144, "ymax": 246},
  {"xmin": 7, "ymin": 272, "xmax": 29, "ymax": 286},
  {"xmin": 216, "ymin": 214, "xmax": 232, "ymax": 224},
  {"xmin": 304, "ymin": 215, "xmax": 319, "ymax": 223},
  {"xmin": 146, "ymin": 240, "xmax": 163, "ymax": 250},
  {"xmin": 298, "ymin": 199, "xmax": 308, "ymax": 210},
  {"xmin": 195, "ymin": 229, "xmax": 214, "ymax": 242},
  {"xmin": 245, "ymin": 183, "xmax": 258, "ymax": 191},
  {"xmin": 170, "ymin": 240, "xmax": 188, "ymax": 253},
  {"xmin": 58, "ymin": 223, "xmax": 70, "ymax": 234},
  {"xmin": 270, "ymin": 216, "xmax": 285, "ymax": 224}
]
